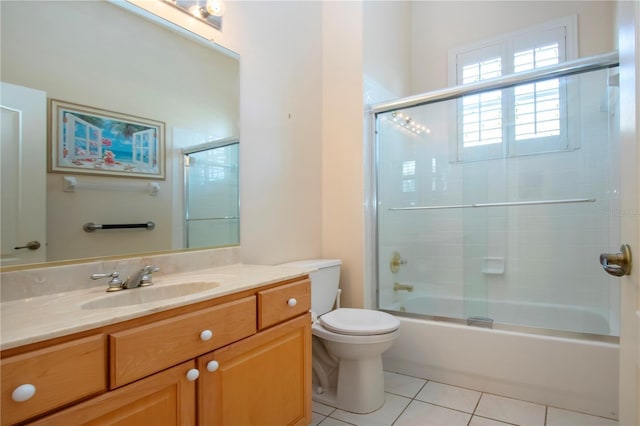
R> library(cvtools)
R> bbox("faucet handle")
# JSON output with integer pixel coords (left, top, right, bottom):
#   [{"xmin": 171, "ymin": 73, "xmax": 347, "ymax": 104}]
[
  {"xmin": 139, "ymin": 266, "xmax": 160, "ymax": 287},
  {"xmin": 91, "ymin": 271, "xmax": 124, "ymax": 292}
]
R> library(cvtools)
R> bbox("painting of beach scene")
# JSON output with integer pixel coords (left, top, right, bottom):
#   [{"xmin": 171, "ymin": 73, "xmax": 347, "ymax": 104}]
[{"xmin": 49, "ymin": 99, "xmax": 165, "ymax": 179}]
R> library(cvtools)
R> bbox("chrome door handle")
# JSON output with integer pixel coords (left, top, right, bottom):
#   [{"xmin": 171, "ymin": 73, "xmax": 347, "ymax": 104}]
[
  {"xmin": 600, "ymin": 244, "xmax": 632, "ymax": 277},
  {"xmin": 14, "ymin": 241, "xmax": 41, "ymax": 250}
]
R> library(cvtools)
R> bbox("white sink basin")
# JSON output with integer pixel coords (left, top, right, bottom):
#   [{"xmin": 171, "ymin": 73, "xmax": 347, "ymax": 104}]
[{"xmin": 81, "ymin": 281, "xmax": 220, "ymax": 309}]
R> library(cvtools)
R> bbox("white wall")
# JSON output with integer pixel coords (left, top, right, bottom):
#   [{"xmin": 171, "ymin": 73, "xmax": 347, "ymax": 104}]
[
  {"xmin": 235, "ymin": 1, "xmax": 324, "ymax": 266},
  {"xmin": 223, "ymin": 2, "xmax": 325, "ymax": 266},
  {"xmin": 363, "ymin": 1, "xmax": 413, "ymax": 307},
  {"xmin": 1, "ymin": 0, "xmax": 239, "ymax": 261},
  {"xmin": 322, "ymin": 2, "xmax": 365, "ymax": 308},
  {"xmin": 363, "ymin": 1, "xmax": 413, "ymax": 102},
  {"xmin": 411, "ymin": 1, "xmax": 616, "ymax": 93}
]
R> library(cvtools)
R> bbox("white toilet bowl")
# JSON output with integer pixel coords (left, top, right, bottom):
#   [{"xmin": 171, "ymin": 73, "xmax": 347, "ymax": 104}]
[
  {"xmin": 312, "ymin": 308, "xmax": 400, "ymax": 414},
  {"xmin": 277, "ymin": 259, "xmax": 400, "ymax": 414}
]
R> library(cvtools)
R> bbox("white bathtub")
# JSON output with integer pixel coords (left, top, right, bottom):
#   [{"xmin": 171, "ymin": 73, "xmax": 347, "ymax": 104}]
[
  {"xmin": 382, "ymin": 315, "xmax": 619, "ymax": 419},
  {"xmin": 385, "ymin": 294, "xmax": 612, "ymax": 335}
]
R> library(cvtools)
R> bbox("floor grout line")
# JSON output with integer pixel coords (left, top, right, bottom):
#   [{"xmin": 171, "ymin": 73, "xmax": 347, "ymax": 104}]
[
  {"xmin": 313, "ymin": 371, "xmax": 618, "ymax": 426},
  {"xmin": 545, "ymin": 404, "xmax": 549, "ymax": 425}
]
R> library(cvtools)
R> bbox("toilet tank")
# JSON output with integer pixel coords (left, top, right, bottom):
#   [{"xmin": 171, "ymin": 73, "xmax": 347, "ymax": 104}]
[{"xmin": 278, "ymin": 259, "xmax": 341, "ymax": 315}]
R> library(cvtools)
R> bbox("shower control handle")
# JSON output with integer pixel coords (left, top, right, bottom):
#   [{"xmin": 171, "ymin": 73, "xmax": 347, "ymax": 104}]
[
  {"xmin": 600, "ymin": 244, "xmax": 632, "ymax": 277},
  {"xmin": 390, "ymin": 252, "xmax": 407, "ymax": 273}
]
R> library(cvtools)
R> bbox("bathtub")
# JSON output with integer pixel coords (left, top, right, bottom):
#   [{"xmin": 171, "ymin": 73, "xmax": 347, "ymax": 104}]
[
  {"xmin": 382, "ymin": 315, "xmax": 619, "ymax": 419},
  {"xmin": 384, "ymin": 294, "xmax": 612, "ymax": 335}
]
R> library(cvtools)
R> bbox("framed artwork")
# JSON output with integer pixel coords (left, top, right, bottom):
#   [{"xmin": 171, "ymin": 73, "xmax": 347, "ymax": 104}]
[{"xmin": 49, "ymin": 99, "xmax": 165, "ymax": 179}]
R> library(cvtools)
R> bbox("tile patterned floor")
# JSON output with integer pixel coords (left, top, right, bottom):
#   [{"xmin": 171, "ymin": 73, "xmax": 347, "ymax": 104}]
[{"xmin": 310, "ymin": 371, "xmax": 619, "ymax": 426}]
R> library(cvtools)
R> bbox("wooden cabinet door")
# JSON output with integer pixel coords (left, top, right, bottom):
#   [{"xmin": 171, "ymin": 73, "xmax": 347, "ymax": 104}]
[
  {"xmin": 198, "ymin": 314, "xmax": 311, "ymax": 426},
  {"xmin": 30, "ymin": 361, "xmax": 196, "ymax": 426}
]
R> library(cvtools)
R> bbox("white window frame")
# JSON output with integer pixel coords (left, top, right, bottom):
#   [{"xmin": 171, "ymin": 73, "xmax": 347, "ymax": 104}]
[
  {"xmin": 65, "ymin": 113, "xmax": 102, "ymax": 161},
  {"xmin": 132, "ymin": 128, "xmax": 156, "ymax": 168},
  {"xmin": 448, "ymin": 16, "xmax": 578, "ymax": 162}
]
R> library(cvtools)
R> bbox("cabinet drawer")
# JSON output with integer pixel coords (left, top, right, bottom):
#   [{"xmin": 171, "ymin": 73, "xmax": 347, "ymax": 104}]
[
  {"xmin": 1, "ymin": 334, "xmax": 106, "ymax": 426},
  {"xmin": 110, "ymin": 296, "xmax": 256, "ymax": 388},
  {"xmin": 258, "ymin": 279, "xmax": 311, "ymax": 329}
]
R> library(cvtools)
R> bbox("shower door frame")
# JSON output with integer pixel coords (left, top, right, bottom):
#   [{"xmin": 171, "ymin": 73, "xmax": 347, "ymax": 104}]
[
  {"xmin": 367, "ymin": 51, "xmax": 621, "ymax": 342},
  {"xmin": 183, "ymin": 136, "xmax": 240, "ymax": 249}
]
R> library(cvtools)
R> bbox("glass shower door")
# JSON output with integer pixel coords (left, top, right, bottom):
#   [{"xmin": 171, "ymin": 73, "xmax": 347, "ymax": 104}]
[
  {"xmin": 375, "ymin": 65, "xmax": 620, "ymax": 336},
  {"xmin": 185, "ymin": 142, "xmax": 239, "ymax": 248}
]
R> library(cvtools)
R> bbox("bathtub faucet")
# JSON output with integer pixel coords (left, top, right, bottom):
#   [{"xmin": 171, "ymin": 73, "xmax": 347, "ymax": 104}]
[{"xmin": 393, "ymin": 282, "xmax": 414, "ymax": 292}]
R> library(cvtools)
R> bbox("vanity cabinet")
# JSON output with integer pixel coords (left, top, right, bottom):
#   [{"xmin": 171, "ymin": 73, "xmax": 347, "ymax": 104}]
[
  {"xmin": 198, "ymin": 281, "xmax": 312, "ymax": 426},
  {"xmin": 0, "ymin": 276, "xmax": 311, "ymax": 426}
]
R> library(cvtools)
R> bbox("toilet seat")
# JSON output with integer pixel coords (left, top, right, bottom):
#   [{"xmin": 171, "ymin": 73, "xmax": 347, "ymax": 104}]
[
  {"xmin": 313, "ymin": 322, "xmax": 399, "ymax": 345},
  {"xmin": 319, "ymin": 308, "xmax": 400, "ymax": 336}
]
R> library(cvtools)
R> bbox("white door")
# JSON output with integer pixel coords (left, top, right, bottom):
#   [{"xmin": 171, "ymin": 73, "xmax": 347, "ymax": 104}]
[
  {"xmin": 617, "ymin": 2, "xmax": 639, "ymax": 424},
  {"xmin": 0, "ymin": 82, "xmax": 47, "ymax": 266}
]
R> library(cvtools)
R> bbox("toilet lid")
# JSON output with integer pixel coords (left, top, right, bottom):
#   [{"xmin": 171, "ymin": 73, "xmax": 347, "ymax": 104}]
[{"xmin": 319, "ymin": 308, "xmax": 400, "ymax": 336}]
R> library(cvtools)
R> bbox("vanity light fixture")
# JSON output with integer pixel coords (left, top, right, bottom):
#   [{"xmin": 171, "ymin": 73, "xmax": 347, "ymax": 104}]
[{"xmin": 164, "ymin": 0, "xmax": 224, "ymax": 30}]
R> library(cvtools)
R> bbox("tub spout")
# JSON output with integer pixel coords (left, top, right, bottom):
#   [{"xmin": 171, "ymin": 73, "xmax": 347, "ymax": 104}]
[{"xmin": 393, "ymin": 282, "xmax": 414, "ymax": 292}]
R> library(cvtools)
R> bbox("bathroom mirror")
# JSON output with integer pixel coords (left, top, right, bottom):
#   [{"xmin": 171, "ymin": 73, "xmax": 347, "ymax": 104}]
[{"xmin": 0, "ymin": 0, "xmax": 239, "ymax": 268}]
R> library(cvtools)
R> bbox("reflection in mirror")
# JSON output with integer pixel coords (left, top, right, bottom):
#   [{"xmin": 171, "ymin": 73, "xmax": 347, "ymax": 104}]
[
  {"xmin": 167, "ymin": 0, "xmax": 225, "ymax": 30},
  {"xmin": 184, "ymin": 139, "xmax": 239, "ymax": 248},
  {"xmin": 0, "ymin": 0, "xmax": 239, "ymax": 269}
]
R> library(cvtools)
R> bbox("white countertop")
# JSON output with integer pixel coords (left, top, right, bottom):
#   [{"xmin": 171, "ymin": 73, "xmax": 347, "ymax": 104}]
[{"xmin": 0, "ymin": 263, "xmax": 309, "ymax": 351}]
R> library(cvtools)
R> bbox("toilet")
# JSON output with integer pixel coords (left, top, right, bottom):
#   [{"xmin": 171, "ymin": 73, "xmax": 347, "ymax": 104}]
[{"xmin": 279, "ymin": 259, "xmax": 400, "ymax": 414}]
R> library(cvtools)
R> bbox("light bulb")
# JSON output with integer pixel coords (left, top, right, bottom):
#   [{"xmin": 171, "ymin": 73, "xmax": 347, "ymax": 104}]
[
  {"xmin": 206, "ymin": 0, "xmax": 225, "ymax": 16},
  {"xmin": 189, "ymin": 5, "xmax": 205, "ymax": 18}
]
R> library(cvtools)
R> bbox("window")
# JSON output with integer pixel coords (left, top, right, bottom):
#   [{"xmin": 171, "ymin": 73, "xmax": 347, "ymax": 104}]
[
  {"xmin": 449, "ymin": 16, "xmax": 577, "ymax": 161},
  {"xmin": 402, "ymin": 160, "xmax": 416, "ymax": 193},
  {"xmin": 462, "ymin": 57, "xmax": 503, "ymax": 148},
  {"xmin": 132, "ymin": 129, "xmax": 156, "ymax": 167},
  {"xmin": 513, "ymin": 43, "xmax": 560, "ymax": 141},
  {"xmin": 65, "ymin": 113, "xmax": 103, "ymax": 161}
]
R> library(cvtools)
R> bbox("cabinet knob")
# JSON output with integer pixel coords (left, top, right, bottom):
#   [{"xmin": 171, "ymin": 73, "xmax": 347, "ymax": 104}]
[
  {"xmin": 12, "ymin": 384, "xmax": 36, "ymax": 402},
  {"xmin": 207, "ymin": 360, "xmax": 219, "ymax": 372},
  {"xmin": 200, "ymin": 329, "xmax": 213, "ymax": 341},
  {"xmin": 186, "ymin": 368, "xmax": 200, "ymax": 381},
  {"xmin": 287, "ymin": 298, "xmax": 297, "ymax": 307}
]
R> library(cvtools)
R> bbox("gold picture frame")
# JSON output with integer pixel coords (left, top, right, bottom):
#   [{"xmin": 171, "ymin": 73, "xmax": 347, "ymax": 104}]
[{"xmin": 49, "ymin": 99, "xmax": 165, "ymax": 179}]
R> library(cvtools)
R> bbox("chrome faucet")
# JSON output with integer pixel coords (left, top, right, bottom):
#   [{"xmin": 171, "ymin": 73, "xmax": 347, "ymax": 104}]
[
  {"xmin": 91, "ymin": 271, "xmax": 125, "ymax": 292},
  {"xmin": 124, "ymin": 265, "xmax": 160, "ymax": 289},
  {"xmin": 91, "ymin": 265, "xmax": 159, "ymax": 292}
]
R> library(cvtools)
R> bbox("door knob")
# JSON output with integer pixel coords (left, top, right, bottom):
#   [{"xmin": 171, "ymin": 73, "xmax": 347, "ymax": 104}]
[
  {"xmin": 600, "ymin": 244, "xmax": 632, "ymax": 277},
  {"xmin": 14, "ymin": 241, "xmax": 41, "ymax": 250}
]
